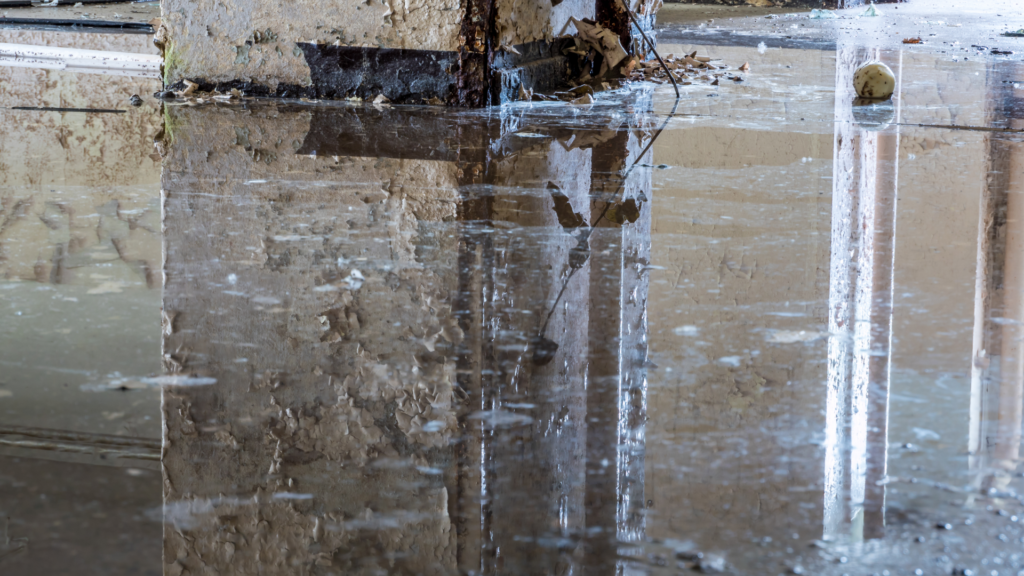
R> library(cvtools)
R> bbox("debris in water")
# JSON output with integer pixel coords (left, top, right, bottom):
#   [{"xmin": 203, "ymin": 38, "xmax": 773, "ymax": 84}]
[
  {"xmin": 757, "ymin": 42, "xmax": 767, "ymax": 54},
  {"xmin": 570, "ymin": 93, "xmax": 594, "ymax": 105},
  {"xmin": 344, "ymin": 270, "xmax": 365, "ymax": 290},
  {"xmin": 903, "ymin": 37, "xmax": 923, "ymax": 44},
  {"xmin": 861, "ymin": 3, "xmax": 881, "ymax": 16},
  {"xmin": 518, "ymin": 83, "xmax": 533, "ymax": 102},
  {"xmin": 129, "ymin": 94, "xmax": 142, "ymax": 106},
  {"xmin": 853, "ymin": 62, "xmax": 895, "ymax": 99},
  {"xmin": 1003, "ymin": 29, "xmax": 1024, "ymax": 37},
  {"xmin": 808, "ymin": 9, "xmax": 837, "ymax": 19},
  {"xmin": 768, "ymin": 330, "xmax": 827, "ymax": 343},
  {"xmin": 139, "ymin": 375, "xmax": 218, "ymax": 387},
  {"xmin": 372, "ymin": 94, "xmax": 391, "ymax": 105},
  {"xmin": 697, "ymin": 554, "xmax": 727, "ymax": 573},
  {"xmin": 625, "ymin": 51, "xmax": 742, "ymax": 90},
  {"xmin": 177, "ymin": 79, "xmax": 198, "ymax": 97},
  {"xmin": 531, "ymin": 336, "xmax": 559, "ymax": 365},
  {"xmin": 467, "ymin": 409, "xmax": 534, "ymax": 428}
]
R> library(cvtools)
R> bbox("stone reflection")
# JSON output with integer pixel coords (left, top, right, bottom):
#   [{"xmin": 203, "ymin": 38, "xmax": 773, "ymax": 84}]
[{"xmin": 159, "ymin": 99, "xmax": 653, "ymax": 575}]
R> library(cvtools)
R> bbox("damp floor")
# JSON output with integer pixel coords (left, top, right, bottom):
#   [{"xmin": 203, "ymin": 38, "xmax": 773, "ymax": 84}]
[{"xmin": 3, "ymin": 2, "xmax": 1024, "ymax": 575}]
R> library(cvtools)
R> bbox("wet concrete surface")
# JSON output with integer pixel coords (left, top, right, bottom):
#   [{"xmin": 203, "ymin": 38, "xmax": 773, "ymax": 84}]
[{"xmin": 3, "ymin": 4, "xmax": 1024, "ymax": 575}]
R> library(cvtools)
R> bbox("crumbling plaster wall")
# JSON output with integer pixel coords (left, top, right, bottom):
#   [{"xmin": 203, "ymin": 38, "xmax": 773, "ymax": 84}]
[
  {"xmin": 161, "ymin": 0, "xmax": 464, "ymax": 87},
  {"xmin": 494, "ymin": 0, "xmax": 594, "ymax": 47}
]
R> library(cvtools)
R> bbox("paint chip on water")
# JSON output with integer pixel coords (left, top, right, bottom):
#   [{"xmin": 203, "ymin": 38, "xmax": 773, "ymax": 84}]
[
  {"xmin": 768, "ymin": 330, "xmax": 828, "ymax": 343},
  {"xmin": 345, "ymin": 270, "xmax": 365, "ymax": 290},
  {"xmin": 467, "ymin": 409, "xmax": 533, "ymax": 428},
  {"xmin": 273, "ymin": 492, "xmax": 313, "ymax": 500},
  {"xmin": 673, "ymin": 325, "xmax": 700, "ymax": 336},
  {"xmin": 421, "ymin": 420, "xmax": 446, "ymax": 432},
  {"xmin": 140, "ymin": 375, "xmax": 218, "ymax": 386},
  {"xmin": 912, "ymin": 427, "xmax": 941, "ymax": 441}
]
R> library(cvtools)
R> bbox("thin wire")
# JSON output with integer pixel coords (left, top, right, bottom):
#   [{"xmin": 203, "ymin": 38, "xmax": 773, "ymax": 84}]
[{"xmin": 619, "ymin": 0, "xmax": 679, "ymax": 98}]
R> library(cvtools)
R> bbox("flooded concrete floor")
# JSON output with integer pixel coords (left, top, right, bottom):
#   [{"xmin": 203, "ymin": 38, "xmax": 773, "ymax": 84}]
[{"xmin": 3, "ymin": 3, "xmax": 1024, "ymax": 575}]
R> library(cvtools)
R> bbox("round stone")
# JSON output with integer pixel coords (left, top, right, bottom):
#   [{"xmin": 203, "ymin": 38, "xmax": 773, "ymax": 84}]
[{"xmin": 853, "ymin": 62, "xmax": 895, "ymax": 100}]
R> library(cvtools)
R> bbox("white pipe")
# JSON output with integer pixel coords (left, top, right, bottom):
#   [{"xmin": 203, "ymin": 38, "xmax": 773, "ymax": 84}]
[{"xmin": 0, "ymin": 43, "xmax": 162, "ymax": 78}]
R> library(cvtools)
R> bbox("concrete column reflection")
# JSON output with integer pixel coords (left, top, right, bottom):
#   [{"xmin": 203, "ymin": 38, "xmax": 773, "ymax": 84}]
[
  {"xmin": 159, "ymin": 101, "xmax": 653, "ymax": 576},
  {"xmin": 970, "ymin": 69, "xmax": 1024, "ymax": 489}
]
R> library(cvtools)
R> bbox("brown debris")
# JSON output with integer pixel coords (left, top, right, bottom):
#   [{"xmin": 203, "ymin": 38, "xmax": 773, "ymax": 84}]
[
  {"xmin": 177, "ymin": 80, "xmax": 198, "ymax": 98},
  {"xmin": 570, "ymin": 17, "xmax": 629, "ymax": 77},
  {"xmin": 903, "ymin": 37, "xmax": 923, "ymax": 44},
  {"xmin": 626, "ymin": 52, "xmax": 747, "ymax": 89}
]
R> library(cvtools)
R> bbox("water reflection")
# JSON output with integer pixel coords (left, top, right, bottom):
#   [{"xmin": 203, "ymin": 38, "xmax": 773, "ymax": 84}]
[
  {"xmin": 159, "ymin": 97, "xmax": 653, "ymax": 575},
  {"xmin": 4, "ymin": 37, "xmax": 1024, "ymax": 576}
]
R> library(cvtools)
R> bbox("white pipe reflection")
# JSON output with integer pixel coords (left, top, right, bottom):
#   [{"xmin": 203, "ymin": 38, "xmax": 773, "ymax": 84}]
[{"xmin": 824, "ymin": 47, "xmax": 902, "ymax": 542}]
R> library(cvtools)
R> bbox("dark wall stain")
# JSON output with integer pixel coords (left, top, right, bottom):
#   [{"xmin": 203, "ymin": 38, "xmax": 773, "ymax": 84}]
[{"xmin": 299, "ymin": 44, "xmax": 460, "ymax": 103}]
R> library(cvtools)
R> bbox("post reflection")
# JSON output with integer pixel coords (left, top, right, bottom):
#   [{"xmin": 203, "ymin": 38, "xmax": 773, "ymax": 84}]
[
  {"xmin": 825, "ymin": 46, "xmax": 903, "ymax": 543},
  {"xmin": 158, "ymin": 99, "xmax": 653, "ymax": 575}
]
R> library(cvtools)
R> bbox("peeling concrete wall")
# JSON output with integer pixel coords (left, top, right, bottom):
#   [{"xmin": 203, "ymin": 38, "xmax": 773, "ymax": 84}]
[
  {"xmin": 161, "ymin": 0, "xmax": 464, "ymax": 88},
  {"xmin": 494, "ymin": 0, "xmax": 594, "ymax": 47}
]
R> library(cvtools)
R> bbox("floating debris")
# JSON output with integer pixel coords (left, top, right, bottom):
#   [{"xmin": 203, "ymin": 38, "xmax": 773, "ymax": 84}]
[
  {"xmin": 861, "ymin": 2, "xmax": 882, "ymax": 17},
  {"xmin": 809, "ymin": 9, "xmax": 837, "ymax": 19},
  {"xmin": 570, "ymin": 93, "xmax": 594, "ymax": 105},
  {"xmin": 625, "ymin": 51, "xmax": 744, "ymax": 89},
  {"xmin": 129, "ymin": 94, "xmax": 142, "ymax": 106},
  {"xmin": 1003, "ymin": 29, "xmax": 1024, "ymax": 37},
  {"xmin": 903, "ymin": 37, "xmax": 923, "ymax": 44}
]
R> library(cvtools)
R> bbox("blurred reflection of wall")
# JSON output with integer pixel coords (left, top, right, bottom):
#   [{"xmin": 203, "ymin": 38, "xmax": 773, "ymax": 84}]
[
  {"xmin": 0, "ymin": 30, "xmax": 162, "ymax": 286},
  {"xmin": 0, "ymin": 30, "xmax": 164, "ymax": 441},
  {"xmin": 160, "ymin": 102, "xmax": 653, "ymax": 575}
]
